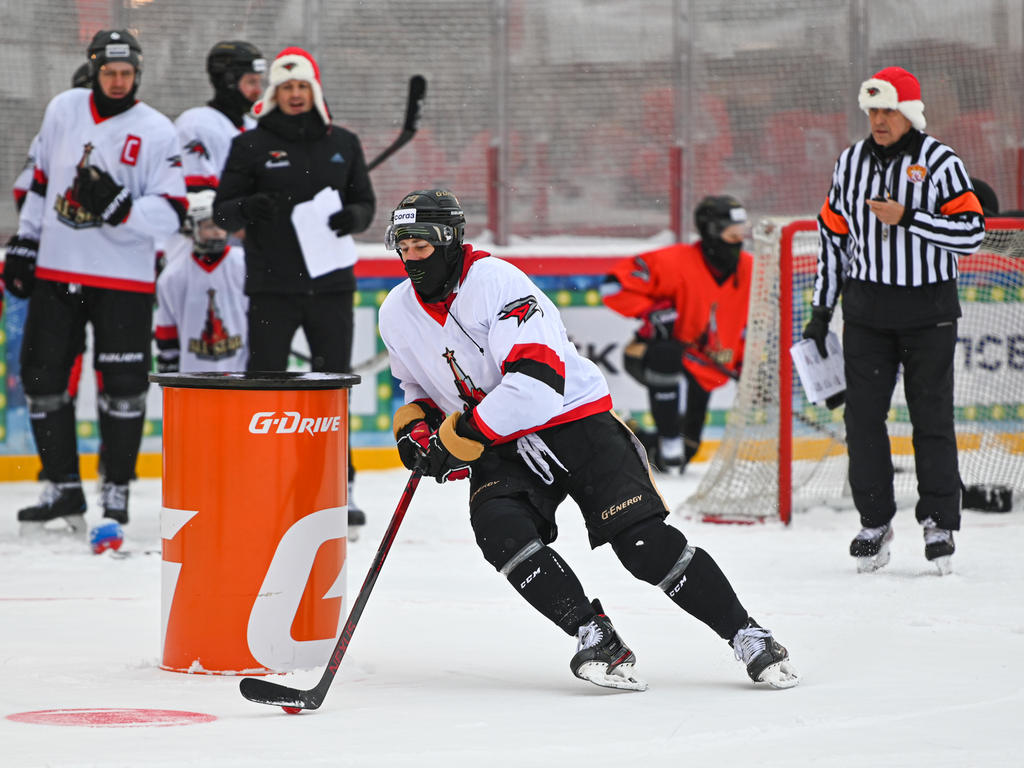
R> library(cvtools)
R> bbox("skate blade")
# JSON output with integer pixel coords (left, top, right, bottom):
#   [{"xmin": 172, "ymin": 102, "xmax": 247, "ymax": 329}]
[
  {"xmin": 575, "ymin": 661, "xmax": 649, "ymax": 691},
  {"xmin": 930, "ymin": 555, "xmax": 953, "ymax": 576},
  {"xmin": 19, "ymin": 514, "xmax": 87, "ymax": 538},
  {"xmin": 757, "ymin": 659, "xmax": 802, "ymax": 689},
  {"xmin": 855, "ymin": 542, "xmax": 891, "ymax": 573}
]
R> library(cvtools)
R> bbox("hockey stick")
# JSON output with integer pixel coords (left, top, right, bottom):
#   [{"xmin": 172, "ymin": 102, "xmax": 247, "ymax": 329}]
[
  {"xmin": 239, "ymin": 464, "xmax": 425, "ymax": 712},
  {"xmin": 289, "ymin": 348, "xmax": 391, "ymax": 377},
  {"xmin": 367, "ymin": 75, "xmax": 427, "ymax": 172}
]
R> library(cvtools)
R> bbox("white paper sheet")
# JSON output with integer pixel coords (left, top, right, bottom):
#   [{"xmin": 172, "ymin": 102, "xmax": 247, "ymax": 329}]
[
  {"xmin": 789, "ymin": 331, "xmax": 846, "ymax": 404},
  {"xmin": 290, "ymin": 186, "xmax": 359, "ymax": 278}
]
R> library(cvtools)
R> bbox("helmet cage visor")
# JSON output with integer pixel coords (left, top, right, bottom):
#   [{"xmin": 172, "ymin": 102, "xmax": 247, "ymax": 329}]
[{"xmin": 385, "ymin": 222, "xmax": 456, "ymax": 251}]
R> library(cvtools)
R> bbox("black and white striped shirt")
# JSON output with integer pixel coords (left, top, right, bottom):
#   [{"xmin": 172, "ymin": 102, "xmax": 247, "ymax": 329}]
[{"xmin": 814, "ymin": 130, "xmax": 984, "ymax": 308}]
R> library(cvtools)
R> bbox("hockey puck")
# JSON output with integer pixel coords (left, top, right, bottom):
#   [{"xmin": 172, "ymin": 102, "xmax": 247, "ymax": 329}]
[{"xmin": 281, "ymin": 706, "xmax": 303, "ymax": 715}]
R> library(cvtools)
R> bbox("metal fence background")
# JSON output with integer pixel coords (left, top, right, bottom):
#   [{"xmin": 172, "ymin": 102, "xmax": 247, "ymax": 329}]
[{"xmin": 2, "ymin": 0, "xmax": 1022, "ymax": 244}]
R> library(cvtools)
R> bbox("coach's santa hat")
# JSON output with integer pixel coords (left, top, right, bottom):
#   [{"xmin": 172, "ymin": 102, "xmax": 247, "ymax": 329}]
[
  {"xmin": 859, "ymin": 66, "xmax": 926, "ymax": 131},
  {"xmin": 253, "ymin": 47, "xmax": 331, "ymax": 125}
]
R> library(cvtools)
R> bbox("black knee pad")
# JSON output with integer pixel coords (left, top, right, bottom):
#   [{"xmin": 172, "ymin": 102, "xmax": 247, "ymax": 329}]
[
  {"xmin": 472, "ymin": 496, "xmax": 544, "ymax": 572},
  {"xmin": 610, "ymin": 517, "xmax": 690, "ymax": 586}
]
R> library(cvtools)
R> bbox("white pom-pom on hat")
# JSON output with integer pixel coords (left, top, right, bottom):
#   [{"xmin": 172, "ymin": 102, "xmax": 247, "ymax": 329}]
[{"xmin": 859, "ymin": 66, "xmax": 925, "ymax": 131}]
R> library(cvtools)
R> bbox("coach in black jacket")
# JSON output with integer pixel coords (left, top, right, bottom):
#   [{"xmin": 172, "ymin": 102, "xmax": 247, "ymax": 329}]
[{"xmin": 215, "ymin": 46, "xmax": 375, "ymax": 373}]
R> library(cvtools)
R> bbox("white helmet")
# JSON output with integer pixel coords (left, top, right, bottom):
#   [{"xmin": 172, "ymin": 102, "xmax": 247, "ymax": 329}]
[{"xmin": 184, "ymin": 190, "xmax": 227, "ymax": 255}]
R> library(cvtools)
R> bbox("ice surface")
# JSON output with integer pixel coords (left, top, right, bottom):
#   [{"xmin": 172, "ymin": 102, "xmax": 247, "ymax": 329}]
[{"xmin": 2, "ymin": 465, "xmax": 1023, "ymax": 767}]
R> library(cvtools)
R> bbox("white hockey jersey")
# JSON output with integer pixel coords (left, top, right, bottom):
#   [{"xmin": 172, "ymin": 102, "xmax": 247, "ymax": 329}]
[
  {"xmin": 155, "ymin": 246, "xmax": 249, "ymax": 373},
  {"xmin": 17, "ymin": 89, "xmax": 186, "ymax": 293},
  {"xmin": 11, "ymin": 133, "xmax": 40, "ymax": 209},
  {"xmin": 378, "ymin": 249, "xmax": 612, "ymax": 444},
  {"xmin": 175, "ymin": 105, "xmax": 256, "ymax": 190}
]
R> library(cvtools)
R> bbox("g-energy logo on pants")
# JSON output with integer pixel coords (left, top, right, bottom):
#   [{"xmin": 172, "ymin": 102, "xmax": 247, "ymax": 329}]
[{"xmin": 249, "ymin": 412, "xmax": 342, "ymax": 435}]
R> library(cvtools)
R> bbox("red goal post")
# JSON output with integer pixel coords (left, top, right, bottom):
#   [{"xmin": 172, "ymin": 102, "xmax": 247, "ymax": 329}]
[{"xmin": 684, "ymin": 216, "xmax": 1024, "ymax": 525}]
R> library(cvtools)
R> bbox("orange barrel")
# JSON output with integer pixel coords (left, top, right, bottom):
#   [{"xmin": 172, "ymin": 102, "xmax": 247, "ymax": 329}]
[{"xmin": 150, "ymin": 372, "xmax": 360, "ymax": 675}]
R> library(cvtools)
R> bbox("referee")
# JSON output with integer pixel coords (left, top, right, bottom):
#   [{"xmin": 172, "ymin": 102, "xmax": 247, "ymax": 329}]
[{"xmin": 803, "ymin": 66, "xmax": 985, "ymax": 575}]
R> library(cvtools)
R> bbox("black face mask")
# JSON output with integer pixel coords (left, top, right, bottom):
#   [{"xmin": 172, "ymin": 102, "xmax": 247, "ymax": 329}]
[
  {"xmin": 209, "ymin": 83, "xmax": 256, "ymax": 128},
  {"xmin": 402, "ymin": 244, "xmax": 464, "ymax": 304},
  {"xmin": 701, "ymin": 237, "xmax": 741, "ymax": 279},
  {"xmin": 92, "ymin": 78, "xmax": 138, "ymax": 118}
]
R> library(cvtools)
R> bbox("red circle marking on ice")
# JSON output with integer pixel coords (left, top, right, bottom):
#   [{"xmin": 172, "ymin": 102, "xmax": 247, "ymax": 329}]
[{"xmin": 6, "ymin": 709, "xmax": 217, "ymax": 728}]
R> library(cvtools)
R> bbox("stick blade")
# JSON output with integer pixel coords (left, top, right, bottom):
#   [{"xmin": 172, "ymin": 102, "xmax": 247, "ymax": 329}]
[
  {"xmin": 239, "ymin": 677, "xmax": 322, "ymax": 711},
  {"xmin": 404, "ymin": 74, "xmax": 427, "ymax": 133}
]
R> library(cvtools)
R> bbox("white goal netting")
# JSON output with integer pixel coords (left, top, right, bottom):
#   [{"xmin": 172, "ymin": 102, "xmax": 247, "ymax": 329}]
[{"xmin": 685, "ymin": 217, "xmax": 1024, "ymax": 522}]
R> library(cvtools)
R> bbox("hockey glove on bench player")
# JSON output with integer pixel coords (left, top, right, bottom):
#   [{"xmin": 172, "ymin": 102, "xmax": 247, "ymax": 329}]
[{"xmin": 4, "ymin": 235, "xmax": 38, "ymax": 299}]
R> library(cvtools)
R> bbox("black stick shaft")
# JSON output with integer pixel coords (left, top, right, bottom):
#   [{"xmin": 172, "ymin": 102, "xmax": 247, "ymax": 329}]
[{"xmin": 366, "ymin": 75, "xmax": 426, "ymax": 172}]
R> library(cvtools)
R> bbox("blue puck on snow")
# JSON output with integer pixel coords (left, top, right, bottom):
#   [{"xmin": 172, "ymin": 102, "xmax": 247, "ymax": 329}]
[{"xmin": 89, "ymin": 520, "xmax": 124, "ymax": 554}]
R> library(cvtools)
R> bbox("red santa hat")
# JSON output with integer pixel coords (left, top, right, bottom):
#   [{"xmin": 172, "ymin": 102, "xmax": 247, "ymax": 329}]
[
  {"xmin": 858, "ymin": 66, "xmax": 926, "ymax": 131},
  {"xmin": 253, "ymin": 47, "xmax": 330, "ymax": 125}
]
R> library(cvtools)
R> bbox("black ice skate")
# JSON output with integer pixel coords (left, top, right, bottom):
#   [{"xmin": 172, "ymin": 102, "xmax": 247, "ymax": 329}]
[
  {"xmin": 347, "ymin": 480, "xmax": 365, "ymax": 542},
  {"xmin": 657, "ymin": 436, "xmax": 683, "ymax": 475},
  {"xmin": 850, "ymin": 523, "xmax": 893, "ymax": 573},
  {"xmin": 17, "ymin": 482, "xmax": 87, "ymax": 536},
  {"xmin": 730, "ymin": 618, "xmax": 801, "ymax": 689},
  {"xmin": 99, "ymin": 482, "xmax": 130, "ymax": 525},
  {"xmin": 922, "ymin": 518, "xmax": 955, "ymax": 576},
  {"xmin": 570, "ymin": 599, "xmax": 648, "ymax": 691}
]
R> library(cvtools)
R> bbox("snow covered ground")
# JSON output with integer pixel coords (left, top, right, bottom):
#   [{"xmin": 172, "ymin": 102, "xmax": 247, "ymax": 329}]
[{"xmin": 2, "ymin": 465, "xmax": 1023, "ymax": 767}]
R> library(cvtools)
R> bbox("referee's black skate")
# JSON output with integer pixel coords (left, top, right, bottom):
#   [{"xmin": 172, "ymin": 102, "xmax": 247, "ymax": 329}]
[
  {"xmin": 17, "ymin": 482, "xmax": 87, "ymax": 536},
  {"xmin": 730, "ymin": 618, "xmax": 801, "ymax": 689},
  {"xmin": 922, "ymin": 518, "xmax": 955, "ymax": 576},
  {"xmin": 850, "ymin": 523, "xmax": 893, "ymax": 573},
  {"xmin": 570, "ymin": 599, "xmax": 648, "ymax": 691}
]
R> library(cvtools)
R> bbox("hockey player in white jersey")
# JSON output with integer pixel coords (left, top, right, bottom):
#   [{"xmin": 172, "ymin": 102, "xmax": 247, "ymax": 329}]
[
  {"xmin": 160, "ymin": 41, "xmax": 266, "ymax": 269},
  {"xmin": 155, "ymin": 190, "xmax": 248, "ymax": 373},
  {"xmin": 5, "ymin": 30, "xmax": 187, "ymax": 550},
  {"xmin": 379, "ymin": 189, "xmax": 801, "ymax": 691}
]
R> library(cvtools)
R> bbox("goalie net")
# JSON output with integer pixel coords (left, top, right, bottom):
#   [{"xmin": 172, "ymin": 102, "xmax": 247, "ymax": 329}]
[{"xmin": 685, "ymin": 217, "xmax": 1024, "ymax": 524}]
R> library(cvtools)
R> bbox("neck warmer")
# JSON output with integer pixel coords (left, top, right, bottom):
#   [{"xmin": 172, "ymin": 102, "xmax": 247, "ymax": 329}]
[
  {"xmin": 700, "ymin": 238, "xmax": 741, "ymax": 282},
  {"xmin": 92, "ymin": 80, "xmax": 137, "ymax": 118},
  {"xmin": 403, "ymin": 244, "xmax": 465, "ymax": 304},
  {"xmin": 208, "ymin": 88, "xmax": 255, "ymax": 128}
]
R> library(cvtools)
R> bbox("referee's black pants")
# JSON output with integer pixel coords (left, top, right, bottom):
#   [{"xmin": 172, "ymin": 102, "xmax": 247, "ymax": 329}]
[{"xmin": 843, "ymin": 320, "xmax": 961, "ymax": 531}]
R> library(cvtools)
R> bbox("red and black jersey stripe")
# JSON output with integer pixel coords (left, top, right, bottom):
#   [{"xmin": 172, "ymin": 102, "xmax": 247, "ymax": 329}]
[{"xmin": 501, "ymin": 343, "xmax": 565, "ymax": 395}]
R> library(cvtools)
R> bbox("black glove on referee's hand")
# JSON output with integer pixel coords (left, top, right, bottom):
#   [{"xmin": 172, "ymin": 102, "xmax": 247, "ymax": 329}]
[
  {"xmin": 328, "ymin": 208, "xmax": 357, "ymax": 237},
  {"xmin": 76, "ymin": 166, "xmax": 132, "ymax": 225},
  {"xmin": 802, "ymin": 306, "xmax": 833, "ymax": 359},
  {"xmin": 4, "ymin": 235, "xmax": 38, "ymax": 299},
  {"xmin": 240, "ymin": 193, "xmax": 278, "ymax": 223}
]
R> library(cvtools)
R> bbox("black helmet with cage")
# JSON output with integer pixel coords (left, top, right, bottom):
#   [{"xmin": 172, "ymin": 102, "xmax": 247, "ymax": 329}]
[
  {"xmin": 87, "ymin": 29, "xmax": 143, "ymax": 78},
  {"xmin": 207, "ymin": 40, "xmax": 266, "ymax": 92},
  {"xmin": 386, "ymin": 189, "xmax": 467, "ymax": 302},
  {"xmin": 694, "ymin": 195, "xmax": 748, "ymax": 277}
]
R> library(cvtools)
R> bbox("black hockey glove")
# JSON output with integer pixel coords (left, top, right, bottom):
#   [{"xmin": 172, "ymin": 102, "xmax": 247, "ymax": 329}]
[
  {"xmin": 637, "ymin": 300, "xmax": 678, "ymax": 341},
  {"xmin": 4, "ymin": 235, "xmax": 39, "ymax": 299},
  {"xmin": 156, "ymin": 352, "xmax": 180, "ymax": 374},
  {"xmin": 392, "ymin": 401, "xmax": 446, "ymax": 472},
  {"xmin": 427, "ymin": 412, "xmax": 486, "ymax": 484},
  {"xmin": 802, "ymin": 306, "xmax": 833, "ymax": 358},
  {"xmin": 328, "ymin": 208, "xmax": 357, "ymax": 237},
  {"xmin": 76, "ymin": 166, "xmax": 132, "ymax": 225},
  {"xmin": 824, "ymin": 390, "xmax": 845, "ymax": 410},
  {"xmin": 240, "ymin": 193, "xmax": 278, "ymax": 223}
]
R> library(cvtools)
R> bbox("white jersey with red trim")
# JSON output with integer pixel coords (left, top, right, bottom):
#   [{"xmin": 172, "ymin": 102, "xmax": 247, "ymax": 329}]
[
  {"xmin": 175, "ymin": 105, "xmax": 255, "ymax": 190},
  {"xmin": 378, "ymin": 249, "xmax": 611, "ymax": 444},
  {"xmin": 11, "ymin": 133, "xmax": 40, "ymax": 209},
  {"xmin": 16, "ymin": 88, "xmax": 186, "ymax": 293},
  {"xmin": 155, "ymin": 246, "xmax": 249, "ymax": 372}
]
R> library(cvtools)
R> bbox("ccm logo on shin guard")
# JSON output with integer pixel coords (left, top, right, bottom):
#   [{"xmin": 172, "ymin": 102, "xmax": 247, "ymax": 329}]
[
  {"xmin": 601, "ymin": 494, "xmax": 642, "ymax": 520},
  {"xmin": 520, "ymin": 567, "xmax": 541, "ymax": 589},
  {"xmin": 668, "ymin": 576, "xmax": 687, "ymax": 597}
]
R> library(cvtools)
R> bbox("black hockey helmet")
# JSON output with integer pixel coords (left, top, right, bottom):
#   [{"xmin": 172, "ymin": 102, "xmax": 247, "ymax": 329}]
[
  {"xmin": 385, "ymin": 189, "xmax": 466, "ymax": 255},
  {"xmin": 207, "ymin": 41, "xmax": 267, "ymax": 89},
  {"xmin": 87, "ymin": 29, "xmax": 143, "ymax": 77},
  {"xmin": 694, "ymin": 195, "xmax": 748, "ymax": 241},
  {"xmin": 72, "ymin": 62, "xmax": 92, "ymax": 89}
]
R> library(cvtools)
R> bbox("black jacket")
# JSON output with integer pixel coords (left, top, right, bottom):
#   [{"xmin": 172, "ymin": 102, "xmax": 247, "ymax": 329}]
[{"xmin": 215, "ymin": 109, "xmax": 375, "ymax": 294}]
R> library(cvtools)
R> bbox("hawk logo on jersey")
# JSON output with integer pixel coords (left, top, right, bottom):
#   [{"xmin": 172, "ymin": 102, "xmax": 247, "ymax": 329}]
[
  {"xmin": 443, "ymin": 348, "xmax": 486, "ymax": 409},
  {"xmin": 167, "ymin": 154, "xmax": 182, "ymax": 168},
  {"xmin": 266, "ymin": 151, "xmax": 290, "ymax": 168},
  {"xmin": 498, "ymin": 295, "xmax": 543, "ymax": 326},
  {"xmin": 188, "ymin": 289, "xmax": 243, "ymax": 361},
  {"xmin": 630, "ymin": 256, "xmax": 651, "ymax": 282},
  {"xmin": 907, "ymin": 164, "xmax": 927, "ymax": 183},
  {"xmin": 184, "ymin": 140, "xmax": 210, "ymax": 160},
  {"xmin": 54, "ymin": 143, "xmax": 102, "ymax": 229}
]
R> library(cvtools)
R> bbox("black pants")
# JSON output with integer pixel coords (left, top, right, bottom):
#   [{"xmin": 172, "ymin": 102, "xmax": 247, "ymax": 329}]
[
  {"xmin": 643, "ymin": 339, "xmax": 711, "ymax": 459},
  {"xmin": 247, "ymin": 291, "xmax": 354, "ymax": 373},
  {"xmin": 843, "ymin": 320, "xmax": 961, "ymax": 530},
  {"xmin": 21, "ymin": 280, "xmax": 152, "ymax": 485}
]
